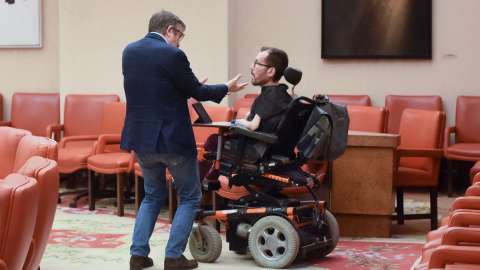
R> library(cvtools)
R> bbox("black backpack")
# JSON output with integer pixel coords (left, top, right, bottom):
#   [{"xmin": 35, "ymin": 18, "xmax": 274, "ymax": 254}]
[{"xmin": 297, "ymin": 101, "xmax": 349, "ymax": 162}]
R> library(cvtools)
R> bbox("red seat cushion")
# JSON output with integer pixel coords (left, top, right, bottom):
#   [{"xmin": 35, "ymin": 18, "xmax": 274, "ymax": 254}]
[
  {"xmin": 446, "ymin": 143, "xmax": 480, "ymax": 161},
  {"xmin": 87, "ymin": 152, "xmax": 131, "ymax": 174}
]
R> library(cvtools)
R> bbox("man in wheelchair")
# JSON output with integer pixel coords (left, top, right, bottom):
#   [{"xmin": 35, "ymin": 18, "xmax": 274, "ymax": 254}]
[
  {"xmin": 190, "ymin": 66, "xmax": 343, "ymax": 268},
  {"xmin": 199, "ymin": 46, "xmax": 292, "ymax": 185}
]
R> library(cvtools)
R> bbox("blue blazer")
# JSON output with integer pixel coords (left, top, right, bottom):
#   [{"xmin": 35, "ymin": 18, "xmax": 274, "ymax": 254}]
[{"xmin": 121, "ymin": 33, "xmax": 228, "ymax": 157}]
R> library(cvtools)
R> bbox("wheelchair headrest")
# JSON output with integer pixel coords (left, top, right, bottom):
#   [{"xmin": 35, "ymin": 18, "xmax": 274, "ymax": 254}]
[{"xmin": 284, "ymin": 67, "xmax": 302, "ymax": 86}]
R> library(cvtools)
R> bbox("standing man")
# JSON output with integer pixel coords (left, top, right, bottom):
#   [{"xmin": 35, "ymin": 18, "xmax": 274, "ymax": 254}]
[{"xmin": 121, "ymin": 10, "xmax": 247, "ymax": 270}]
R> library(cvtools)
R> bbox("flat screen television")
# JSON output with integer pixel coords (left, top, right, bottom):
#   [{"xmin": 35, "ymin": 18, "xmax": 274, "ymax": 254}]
[{"xmin": 321, "ymin": 0, "xmax": 432, "ymax": 59}]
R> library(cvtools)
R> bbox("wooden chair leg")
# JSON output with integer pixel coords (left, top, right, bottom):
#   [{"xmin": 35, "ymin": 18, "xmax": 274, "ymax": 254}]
[
  {"xmin": 117, "ymin": 173, "xmax": 124, "ymax": 217},
  {"xmin": 396, "ymin": 187, "xmax": 404, "ymax": 225},
  {"xmin": 430, "ymin": 186, "xmax": 439, "ymax": 230},
  {"xmin": 88, "ymin": 170, "xmax": 95, "ymax": 211},
  {"xmin": 448, "ymin": 159, "xmax": 454, "ymax": 197}
]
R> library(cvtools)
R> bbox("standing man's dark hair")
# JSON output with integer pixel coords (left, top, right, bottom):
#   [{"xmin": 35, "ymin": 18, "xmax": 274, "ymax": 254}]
[{"xmin": 123, "ymin": 9, "xmax": 247, "ymax": 270}]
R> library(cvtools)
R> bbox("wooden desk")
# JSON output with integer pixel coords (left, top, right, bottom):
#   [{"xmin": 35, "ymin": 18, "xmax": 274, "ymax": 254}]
[{"xmin": 330, "ymin": 130, "xmax": 400, "ymax": 238}]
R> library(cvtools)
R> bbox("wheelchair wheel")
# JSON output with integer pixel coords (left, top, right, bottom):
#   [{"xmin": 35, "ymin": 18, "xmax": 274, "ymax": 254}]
[
  {"xmin": 188, "ymin": 224, "xmax": 222, "ymax": 263},
  {"xmin": 248, "ymin": 216, "xmax": 299, "ymax": 269},
  {"xmin": 317, "ymin": 210, "xmax": 339, "ymax": 258}
]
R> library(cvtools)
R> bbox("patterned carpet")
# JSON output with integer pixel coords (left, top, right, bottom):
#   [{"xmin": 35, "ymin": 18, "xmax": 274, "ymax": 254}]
[{"xmin": 40, "ymin": 194, "xmax": 425, "ymax": 270}]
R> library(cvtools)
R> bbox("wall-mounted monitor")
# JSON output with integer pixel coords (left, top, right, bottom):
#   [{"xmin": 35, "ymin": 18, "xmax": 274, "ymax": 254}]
[{"xmin": 321, "ymin": 0, "xmax": 432, "ymax": 59}]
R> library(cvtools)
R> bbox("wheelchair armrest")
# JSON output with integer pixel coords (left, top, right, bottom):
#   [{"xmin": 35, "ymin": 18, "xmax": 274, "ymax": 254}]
[{"xmin": 229, "ymin": 125, "xmax": 278, "ymax": 144}]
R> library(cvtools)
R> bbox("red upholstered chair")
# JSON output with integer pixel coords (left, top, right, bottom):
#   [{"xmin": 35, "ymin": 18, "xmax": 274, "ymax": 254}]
[
  {"xmin": 14, "ymin": 133, "xmax": 58, "ymax": 167},
  {"xmin": 394, "ymin": 109, "xmax": 446, "ymax": 230},
  {"xmin": 426, "ymin": 173, "xmax": 480, "ymax": 241},
  {"xmin": 17, "ymin": 157, "xmax": 59, "ymax": 270},
  {"xmin": 48, "ymin": 94, "xmax": 119, "ymax": 203},
  {"xmin": 0, "ymin": 127, "xmax": 32, "ymax": 179},
  {"xmin": 414, "ymin": 228, "xmax": 480, "ymax": 270},
  {"xmin": 0, "ymin": 126, "xmax": 57, "ymax": 179},
  {"xmin": 346, "ymin": 105, "xmax": 388, "ymax": 133},
  {"xmin": 444, "ymin": 96, "xmax": 480, "ymax": 197},
  {"xmin": 86, "ymin": 102, "xmax": 131, "ymax": 216},
  {"xmin": 234, "ymin": 98, "xmax": 254, "ymax": 118},
  {"xmin": 236, "ymin": 107, "xmax": 250, "ymax": 119},
  {"xmin": 0, "ymin": 173, "xmax": 39, "ymax": 270},
  {"xmin": 471, "ymin": 161, "xmax": 480, "ymax": 184},
  {"xmin": 244, "ymin": 93, "xmax": 259, "ymax": 99},
  {"xmin": 191, "ymin": 106, "xmax": 234, "ymax": 148},
  {"xmin": 414, "ymin": 193, "xmax": 480, "ymax": 269},
  {"xmin": 413, "ymin": 174, "xmax": 480, "ymax": 270},
  {"xmin": 385, "ymin": 95, "xmax": 442, "ymax": 134},
  {"xmin": 326, "ymin": 94, "xmax": 371, "ymax": 106},
  {"xmin": 0, "ymin": 127, "xmax": 58, "ymax": 270},
  {"xmin": 0, "ymin": 93, "xmax": 60, "ymax": 137}
]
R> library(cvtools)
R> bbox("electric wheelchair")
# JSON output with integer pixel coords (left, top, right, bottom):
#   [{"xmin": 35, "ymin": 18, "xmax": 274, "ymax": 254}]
[{"xmin": 188, "ymin": 69, "xmax": 342, "ymax": 269}]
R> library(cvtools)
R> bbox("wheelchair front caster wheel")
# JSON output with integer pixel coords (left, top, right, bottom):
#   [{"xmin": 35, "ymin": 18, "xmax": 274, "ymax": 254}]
[
  {"xmin": 189, "ymin": 224, "xmax": 222, "ymax": 263},
  {"xmin": 248, "ymin": 216, "xmax": 299, "ymax": 269}
]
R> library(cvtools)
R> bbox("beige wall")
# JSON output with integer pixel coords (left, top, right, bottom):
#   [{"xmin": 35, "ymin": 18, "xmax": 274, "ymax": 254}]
[
  {"xmin": 230, "ymin": 0, "xmax": 480, "ymax": 127},
  {"xmin": 58, "ymin": 0, "xmax": 229, "ymax": 109},
  {"xmin": 1, "ymin": 0, "xmax": 479, "ymax": 127}
]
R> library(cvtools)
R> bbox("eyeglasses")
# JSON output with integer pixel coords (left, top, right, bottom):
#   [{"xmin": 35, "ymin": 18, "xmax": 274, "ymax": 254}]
[
  {"xmin": 174, "ymin": 28, "xmax": 185, "ymax": 41},
  {"xmin": 253, "ymin": 60, "xmax": 271, "ymax": 68}
]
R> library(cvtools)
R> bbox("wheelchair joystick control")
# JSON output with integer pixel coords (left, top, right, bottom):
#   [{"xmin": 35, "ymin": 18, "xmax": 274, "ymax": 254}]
[{"xmin": 202, "ymin": 178, "xmax": 221, "ymax": 191}]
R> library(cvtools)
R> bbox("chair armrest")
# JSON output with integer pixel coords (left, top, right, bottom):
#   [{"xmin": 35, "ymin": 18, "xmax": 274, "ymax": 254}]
[
  {"xmin": 442, "ymin": 227, "xmax": 480, "ymax": 245},
  {"xmin": 465, "ymin": 185, "xmax": 480, "ymax": 196},
  {"xmin": 449, "ymin": 210, "xmax": 480, "ymax": 227},
  {"xmin": 473, "ymin": 173, "xmax": 480, "ymax": 185},
  {"xmin": 95, "ymin": 134, "xmax": 122, "ymax": 154},
  {"xmin": 46, "ymin": 124, "xmax": 64, "ymax": 141},
  {"xmin": 230, "ymin": 125, "xmax": 278, "ymax": 144},
  {"xmin": 444, "ymin": 126, "xmax": 456, "ymax": 150},
  {"xmin": 451, "ymin": 197, "xmax": 480, "ymax": 212},
  {"xmin": 428, "ymin": 245, "xmax": 480, "ymax": 269},
  {"xmin": 0, "ymin": 121, "xmax": 11, "ymax": 127},
  {"xmin": 397, "ymin": 148, "xmax": 444, "ymax": 158},
  {"xmin": 58, "ymin": 135, "xmax": 99, "ymax": 148}
]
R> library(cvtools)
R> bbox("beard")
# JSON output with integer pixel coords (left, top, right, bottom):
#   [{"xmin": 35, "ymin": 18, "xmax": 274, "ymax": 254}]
[{"xmin": 251, "ymin": 73, "xmax": 269, "ymax": 86}]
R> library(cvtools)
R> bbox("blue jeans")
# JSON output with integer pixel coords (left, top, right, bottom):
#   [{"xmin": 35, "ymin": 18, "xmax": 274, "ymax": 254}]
[{"xmin": 131, "ymin": 152, "xmax": 201, "ymax": 259}]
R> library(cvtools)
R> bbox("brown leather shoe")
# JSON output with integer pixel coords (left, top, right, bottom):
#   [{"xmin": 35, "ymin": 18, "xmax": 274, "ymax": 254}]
[
  {"xmin": 130, "ymin": 255, "xmax": 153, "ymax": 270},
  {"xmin": 164, "ymin": 255, "xmax": 198, "ymax": 270}
]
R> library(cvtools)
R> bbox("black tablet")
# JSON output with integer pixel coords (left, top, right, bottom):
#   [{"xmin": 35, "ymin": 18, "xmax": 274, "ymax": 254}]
[{"xmin": 192, "ymin": 103, "xmax": 212, "ymax": 124}]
